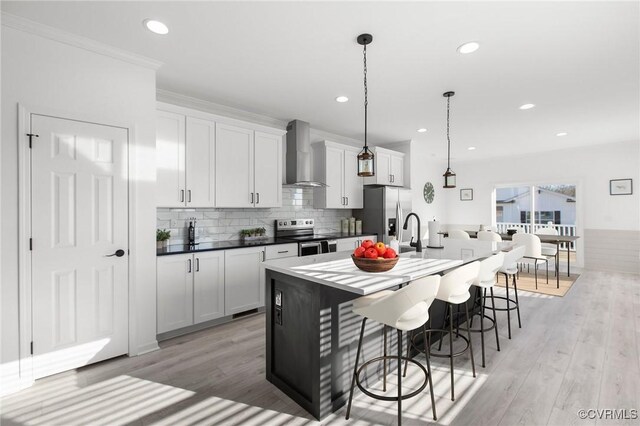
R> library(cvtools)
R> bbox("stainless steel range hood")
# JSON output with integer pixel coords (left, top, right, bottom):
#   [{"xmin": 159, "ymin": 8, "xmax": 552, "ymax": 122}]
[{"xmin": 285, "ymin": 120, "xmax": 328, "ymax": 187}]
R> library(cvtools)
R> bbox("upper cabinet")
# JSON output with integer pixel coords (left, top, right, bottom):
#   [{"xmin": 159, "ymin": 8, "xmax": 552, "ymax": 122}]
[
  {"xmin": 156, "ymin": 104, "xmax": 283, "ymax": 208},
  {"xmin": 312, "ymin": 141, "xmax": 364, "ymax": 209},
  {"xmin": 364, "ymin": 147, "xmax": 405, "ymax": 187},
  {"xmin": 215, "ymin": 125, "xmax": 282, "ymax": 208}
]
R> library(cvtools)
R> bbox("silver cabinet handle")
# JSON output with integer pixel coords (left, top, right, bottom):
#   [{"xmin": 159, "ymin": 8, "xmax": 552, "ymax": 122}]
[
  {"xmin": 251, "ymin": 193, "xmax": 254, "ymax": 204},
  {"xmin": 256, "ymin": 193, "xmax": 260, "ymax": 204},
  {"xmin": 277, "ymin": 250, "xmax": 289, "ymax": 254},
  {"xmin": 196, "ymin": 258, "xmax": 200, "ymax": 272},
  {"xmin": 188, "ymin": 189, "xmax": 192, "ymax": 202},
  {"xmin": 261, "ymin": 250, "xmax": 266, "ymax": 262},
  {"xmin": 188, "ymin": 258, "xmax": 192, "ymax": 273},
  {"xmin": 180, "ymin": 189, "xmax": 184, "ymax": 202},
  {"xmin": 346, "ymin": 197, "xmax": 349, "ymax": 206}
]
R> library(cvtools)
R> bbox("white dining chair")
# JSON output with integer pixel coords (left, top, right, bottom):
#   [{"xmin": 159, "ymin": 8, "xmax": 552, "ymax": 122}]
[
  {"xmin": 536, "ymin": 225, "xmax": 559, "ymax": 274},
  {"xmin": 477, "ymin": 230, "xmax": 502, "ymax": 242},
  {"xmin": 448, "ymin": 229, "xmax": 470, "ymax": 240},
  {"xmin": 512, "ymin": 233, "xmax": 549, "ymax": 288}
]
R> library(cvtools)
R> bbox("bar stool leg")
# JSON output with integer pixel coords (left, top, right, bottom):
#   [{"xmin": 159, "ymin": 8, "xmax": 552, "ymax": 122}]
[
  {"xmin": 423, "ymin": 324, "xmax": 437, "ymax": 421},
  {"xmin": 546, "ymin": 259, "xmax": 549, "ymax": 284},
  {"xmin": 505, "ymin": 273, "xmax": 512, "ymax": 339},
  {"xmin": 438, "ymin": 304, "xmax": 448, "ymax": 352},
  {"xmin": 403, "ymin": 329, "xmax": 411, "ymax": 378},
  {"xmin": 480, "ymin": 288, "xmax": 486, "ymax": 368},
  {"xmin": 513, "ymin": 274, "xmax": 522, "ymax": 329},
  {"xmin": 346, "ymin": 318, "xmax": 367, "ymax": 420},
  {"xmin": 490, "ymin": 287, "xmax": 501, "ymax": 351},
  {"xmin": 383, "ymin": 325, "xmax": 387, "ymax": 392},
  {"xmin": 448, "ymin": 303, "xmax": 455, "ymax": 401},
  {"xmin": 397, "ymin": 329, "xmax": 403, "ymax": 426},
  {"xmin": 464, "ymin": 301, "xmax": 477, "ymax": 378},
  {"xmin": 534, "ymin": 260, "xmax": 538, "ymax": 289}
]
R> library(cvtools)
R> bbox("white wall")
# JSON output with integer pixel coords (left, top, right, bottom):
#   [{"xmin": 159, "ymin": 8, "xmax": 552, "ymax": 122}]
[
  {"xmin": 441, "ymin": 140, "xmax": 640, "ymax": 269},
  {"xmin": 1, "ymin": 25, "xmax": 158, "ymax": 394}
]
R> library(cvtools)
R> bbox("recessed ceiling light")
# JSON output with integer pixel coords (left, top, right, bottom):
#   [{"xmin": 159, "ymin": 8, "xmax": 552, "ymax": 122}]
[
  {"xmin": 144, "ymin": 19, "xmax": 169, "ymax": 35},
  {"xmin": 457, "ymin": 41, "xmax": 480, "ymax": 54},
  {"xmin": 417, "ymin": 128, "xmax": 427, "ymax": 133},
  {"xmin": 556, "ymin": 132, "xmax": 568, "ymax": 137},
  {"xmin": 519, "ymin": 103, "xmax": 535, "ymax": 110},
  {"xmin": 467, "ymin": 146, "xmax": 476, "ymax": 150},
  {"xmin": 335, "ymin": 96, "xmax": 349, "ymax": 103}
]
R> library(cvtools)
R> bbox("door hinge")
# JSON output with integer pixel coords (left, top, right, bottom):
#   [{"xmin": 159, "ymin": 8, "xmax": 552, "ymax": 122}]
[
  {"xmin": 26, "ymin": 133, "xmax": 39, "ymax": 148},
  {"xmin": 29, "ymin": 238, "xmax": 33, "ymax": 251},
  {"xmin": 30, "ymin": 341, "xmax": 33, "ymax": 355}
]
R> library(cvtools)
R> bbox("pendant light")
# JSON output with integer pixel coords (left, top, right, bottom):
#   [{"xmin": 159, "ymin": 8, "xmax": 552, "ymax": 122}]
[
  {"xmin": 357, "ymin": 33, "xmax": 374, "ymax": 177},
  {"xmin": 442, "ymin": 91, "xmax": 456, "ymax": 188}
]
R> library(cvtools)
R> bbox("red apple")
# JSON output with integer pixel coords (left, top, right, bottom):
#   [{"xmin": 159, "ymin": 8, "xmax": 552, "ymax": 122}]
[
  {"xmin": 383, "ymin": 248, "xmax": 397, "ymax": 259},
  {"xmin": 374, "ymin": 242, "xmax": 387, "ymax": 256},
  {"xmin": 353, "ymin": 246, "xmax": 366, "ymax": 258},
  {"xmin": 364, "ymin": 247, "xmax": 379, "ymax": 259},
  {"xmin": 361, "ymin": 239, "xmax": 375, "ymax": 249}
]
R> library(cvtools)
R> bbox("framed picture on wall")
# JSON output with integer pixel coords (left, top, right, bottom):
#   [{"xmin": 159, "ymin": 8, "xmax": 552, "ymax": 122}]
[
  {"xmin": 610, "ymin": 178, "xmax": 633, "ymax": 195},
  {"xmin": 460, "ymin": 188, "xmax": 473, "ymax": 201}
]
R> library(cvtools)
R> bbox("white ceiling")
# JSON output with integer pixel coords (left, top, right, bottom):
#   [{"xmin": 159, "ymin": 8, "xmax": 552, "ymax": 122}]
[{"xmin": 2, "ymin": 1, "xmax": 639, "ymax": 160}]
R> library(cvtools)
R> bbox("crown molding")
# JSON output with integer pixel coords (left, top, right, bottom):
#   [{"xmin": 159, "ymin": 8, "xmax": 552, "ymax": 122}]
[
  {"xmin": 156, "ymin": 89, "xmax": 288, "ymax": 129},
  {"xmin": 1, "ymin": 12, "xmax": 163, "ymax": 70}
]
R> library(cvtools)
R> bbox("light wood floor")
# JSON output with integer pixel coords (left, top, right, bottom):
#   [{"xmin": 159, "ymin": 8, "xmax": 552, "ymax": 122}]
[{"xmin": 1, "ymin": 270, "xmax": 639, "ymax": 425}]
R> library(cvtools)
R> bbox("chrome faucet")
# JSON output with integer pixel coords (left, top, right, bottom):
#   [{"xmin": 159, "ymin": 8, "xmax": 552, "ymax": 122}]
[{"xmin": 403, "ymin": 213, "xmax": 422, "ymax": 252}]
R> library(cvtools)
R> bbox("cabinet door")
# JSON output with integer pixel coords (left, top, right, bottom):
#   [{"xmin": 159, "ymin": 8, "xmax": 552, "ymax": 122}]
[
  {"xmin": 156, "ymin": 111, "xmax": 186, "ymax": 207},
  {"xmin": 157, "ymin": 254, "xmax": 194, "ymax": 333},
  {"xmin": 224, "ymin": 247, "xmax": 265, "ymax": 315},
  {"xmin": 337, "ymin": 237, "xmax": 359, "ymax": 252},
  {"xmin": 254, "ymin": 132, "xmax": 282, "ymax": 208},
  {"xmin": 343, "ymin": 149, "xmax": 364, "ymax": 208},
  {"xmin": 193, "ymin": 251, "xmax": 225, "ymax": 324},
  {"xmin": 216, "ymin": 124, "xmax": 254, "ymax": 208},
  {"xmin": 391, "ymin": 154, "xmax": 404, "ymax": 187},
  {"xmin": 376, "ymin": 151, "xmax": 392, "ymax": 185},
  {"xmin": 324, "ymin": 146, "xmax": 345, "ymax": 209},
  {"xmin": 185, "ymin": 117, "xmax": 215, "ymax": 207}
]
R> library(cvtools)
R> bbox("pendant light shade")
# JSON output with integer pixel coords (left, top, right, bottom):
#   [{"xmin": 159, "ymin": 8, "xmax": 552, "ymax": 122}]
[
  {"xmin": 357, "ymin": 33, "xmax": 375, "ymax": 177},
  {"xmin": 442, "ymin": 91, "xmax": 457, "ymax": 188}
]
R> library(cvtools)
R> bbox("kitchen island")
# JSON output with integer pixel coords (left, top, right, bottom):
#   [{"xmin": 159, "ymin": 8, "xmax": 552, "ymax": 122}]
[{"xmin": 263, "ymin": 239, "xmax": 512, "ymax": 420}]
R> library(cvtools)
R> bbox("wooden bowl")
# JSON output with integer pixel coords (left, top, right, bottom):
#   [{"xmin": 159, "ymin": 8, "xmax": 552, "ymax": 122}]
[{"xmin": 351, "ymin": 254, "xmax": 399, "ymax": 273}]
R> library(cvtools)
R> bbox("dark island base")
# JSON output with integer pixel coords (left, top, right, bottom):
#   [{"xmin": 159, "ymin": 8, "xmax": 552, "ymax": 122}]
[{"xmin": 265, "ymin": 269, "xmax": 480, "ymax": 420}]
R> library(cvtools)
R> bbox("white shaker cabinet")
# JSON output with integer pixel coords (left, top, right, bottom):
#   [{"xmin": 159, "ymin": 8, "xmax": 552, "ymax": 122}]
[
  {"xmin": 157, "ymin": 251, "xmax": 225, "ymax": 334},
  {"xmin": 215, "ymin": 125, "xmax": 282, "ymax": 208},
  {"xmin": 224, "ymin": 246, "xmax": 265, "ymax": 315},
  {"xmin": 313, "ymin": 141, "xmax": 364, "ymax": 209},
  {"xmin": 336, "ymin": 235, "xmax": 377, "ymax": 252},
  {"xmin": 156, "ymin": 111, "xmax": 216, "ymax": 207},
  {"xmin": 364, "ymin": 147, "xmax": 405, "ymax": 187}
]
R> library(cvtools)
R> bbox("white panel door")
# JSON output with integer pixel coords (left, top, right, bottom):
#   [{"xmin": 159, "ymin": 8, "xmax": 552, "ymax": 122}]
[
  {"xmin": 376, "ymin": 151, "xmax": 392, "ymax": 185},
  {"xmin": 193, "ymin": 251, "xmax": 225, "ymax": 324},
  {"xmin": 157, "ymin": 254, "xmax": 194, "ymax": 333},
  {"xmin": 324, "ymin": 146, "xmax": 345, "ymax": 209},
  {"xmin": 186, "ymin": 117, "xmax": 215, "ymax": 207},
  {"xmin": 391, "ymin": 154, "xmax": 404, "ymax": 187},
  {"xmin": 343, "ymin": 149, "xmax": 364, "ymax": 208},
  {"xmin": 215, "ymin": 124, "xmax": 254, "ymax": 207},
  {"xmin": 31, "ymin": 114, "xmax": 128, "ymax": 379},
  {"xmin": 253, "ymin": 131, "xmax": 282, "ymax": 208},
  {"xmin": 156, "ymin": 111, "xmax": 186, "ymax": 207},
  {"xmin": 224, "ymin": 247, "xmax": 264, "ymax": 315}
]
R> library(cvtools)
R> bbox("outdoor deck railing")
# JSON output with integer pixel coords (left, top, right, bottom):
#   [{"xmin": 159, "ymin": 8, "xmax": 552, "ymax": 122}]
[{"xmin": 495, "ymin": 222, "xmax": 576, "ymax": 250}]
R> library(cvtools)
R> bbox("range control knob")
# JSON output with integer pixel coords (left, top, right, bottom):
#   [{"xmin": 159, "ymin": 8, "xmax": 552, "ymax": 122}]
[{"xmin": 284, "ymin": 221, "xmax": 288, "ymax": 226}]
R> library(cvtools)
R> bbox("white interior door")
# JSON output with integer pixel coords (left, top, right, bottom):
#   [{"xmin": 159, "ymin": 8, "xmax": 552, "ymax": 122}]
[
  {"xmin": 253, "ymin": 131, "xmax": 281, "ymax": 208},
  {"xmin": 31, "ymin": 114, "xmax": 129, "ymax": 379}
]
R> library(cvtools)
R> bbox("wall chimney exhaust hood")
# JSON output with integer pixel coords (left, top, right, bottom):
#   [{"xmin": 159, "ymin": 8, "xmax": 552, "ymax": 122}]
[{"xmin": 285, "ymin": 120, "xmax": 328, "ymax": 187}]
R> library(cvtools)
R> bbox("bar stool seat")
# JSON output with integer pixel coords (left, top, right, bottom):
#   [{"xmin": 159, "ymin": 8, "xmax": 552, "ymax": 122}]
[{"xmin": 346, "ymin": 275, "xmax": 441, "ymax": 424}]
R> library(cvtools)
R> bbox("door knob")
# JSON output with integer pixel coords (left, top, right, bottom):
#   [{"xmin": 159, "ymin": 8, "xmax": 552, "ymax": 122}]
[{"xmin": 105, "ymin": 249, "xmax": 125, "ymax": 257}]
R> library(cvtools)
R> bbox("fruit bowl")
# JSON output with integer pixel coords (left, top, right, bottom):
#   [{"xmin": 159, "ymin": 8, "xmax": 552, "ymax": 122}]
[{"xmin": 351, "ymin": 254, "xmax": 399, "ymax": 273}]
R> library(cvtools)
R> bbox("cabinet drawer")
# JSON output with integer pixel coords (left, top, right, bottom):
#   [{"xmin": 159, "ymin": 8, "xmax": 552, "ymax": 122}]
[{"xmin": 265, "ymin": 243, "xmax": 298, "ymax": 260}]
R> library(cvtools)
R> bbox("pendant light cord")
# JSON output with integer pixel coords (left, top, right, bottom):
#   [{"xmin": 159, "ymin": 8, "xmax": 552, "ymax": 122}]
[
  {"xmin": 363, "ymin": 42, "xmax": 368, "ymax": 149},
  {"xmin": 446, "ymin": 94, "xmax": 451, "ymax": 169}
]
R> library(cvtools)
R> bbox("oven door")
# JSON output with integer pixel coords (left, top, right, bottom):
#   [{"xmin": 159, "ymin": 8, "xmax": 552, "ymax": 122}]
[{"xmin": 299, "ymin": 241, "xmax": 322, "ymax": 256}]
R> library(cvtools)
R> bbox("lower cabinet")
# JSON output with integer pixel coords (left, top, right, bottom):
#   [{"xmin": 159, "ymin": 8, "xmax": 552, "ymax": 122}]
[
  {"xmin": 157, "ymin": 251, "xmax": 225, "ymax": 334},
  {"xmin": 336, "ymin": 235, "xmax": 377, "ymax": 252},
  {"xmin": 224, "ymin": 246, "xmax": 265, "ymax": 316}
]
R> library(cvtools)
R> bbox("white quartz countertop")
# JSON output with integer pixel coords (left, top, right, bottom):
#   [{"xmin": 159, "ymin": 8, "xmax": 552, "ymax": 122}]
[{"xmin": 263, "ymin": 239, "xmax": 513, "ymax": 295}]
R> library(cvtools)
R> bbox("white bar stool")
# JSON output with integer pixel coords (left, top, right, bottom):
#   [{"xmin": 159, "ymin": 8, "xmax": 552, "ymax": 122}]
[
  {"xmin": 496, "ymin": 245, "xmax": 526, "ymax": 339},
  {"xmin": 345, "ymin": 275, "xmax": 441, "ymax": 424}
]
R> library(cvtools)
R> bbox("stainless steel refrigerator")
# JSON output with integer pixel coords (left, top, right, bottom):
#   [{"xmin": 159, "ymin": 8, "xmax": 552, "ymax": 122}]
[{"xmin": 353, "ymin": 186, "xmax": 414, "ymax": 245}]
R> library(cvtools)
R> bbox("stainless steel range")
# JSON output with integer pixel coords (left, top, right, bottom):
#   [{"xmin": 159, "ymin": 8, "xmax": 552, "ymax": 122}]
[{"xmin": 275, "ymin": 218, "xmax": 338, "ymax": 256}]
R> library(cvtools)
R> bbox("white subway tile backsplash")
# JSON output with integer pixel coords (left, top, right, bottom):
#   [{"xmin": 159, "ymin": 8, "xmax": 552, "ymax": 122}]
[{"xmin": 158, "ymin": 188, "xmax": 353, "ymax": 243}]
